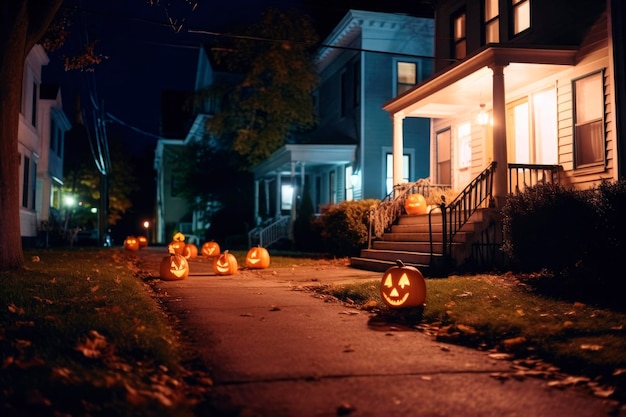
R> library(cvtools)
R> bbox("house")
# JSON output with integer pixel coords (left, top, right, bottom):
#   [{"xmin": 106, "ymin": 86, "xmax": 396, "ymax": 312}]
[
  {"xmin": 19, "ymin": 45, "xmax": 71, "ymax": 247},
  {"xmin": 351, "ymin": 0, "xmax": 626, "ymax": 273},
  {"xmin": 248, "ymin": 10, "xmax": 435, "ymax": 247}
]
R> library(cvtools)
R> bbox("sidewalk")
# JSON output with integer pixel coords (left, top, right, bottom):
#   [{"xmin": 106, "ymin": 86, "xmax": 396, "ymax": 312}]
[{"xmin": 136, "ymin": 247, "xmax": 621, "ymax": 417}]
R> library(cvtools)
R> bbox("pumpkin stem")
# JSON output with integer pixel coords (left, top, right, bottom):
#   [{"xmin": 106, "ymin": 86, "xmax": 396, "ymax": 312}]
[{"xmin": 395, "ymin": 259, "xmax": 405, "ymax": 267}]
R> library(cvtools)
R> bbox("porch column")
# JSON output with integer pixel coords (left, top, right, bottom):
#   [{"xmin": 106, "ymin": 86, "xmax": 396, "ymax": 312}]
[
  {"xmin": 290, "ymin": 161, "xmax": 297, "ymax": 240},
  {"xmin": 254, "ymin": 180, "xmax": 260, "ymax": 226},
  {"xmin": 490, "ymin": 64, "xmax": 508, "ymax": 206},
  {"xmin": 392, "ymin": 112, "xmax": 405, "ymax": 197},
  {"xmin": 275, "ymin": 171, "xmax": 281, "ymax": 219},
  {"xmin": 264, "ymin": 179, "xmax": 270, "ymax": 217}
]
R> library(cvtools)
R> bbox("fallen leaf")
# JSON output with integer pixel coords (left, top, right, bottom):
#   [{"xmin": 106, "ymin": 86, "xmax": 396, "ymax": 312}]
[{"xmin": 580, "ymin": 344, "xmax": 603, "ymax": 351}]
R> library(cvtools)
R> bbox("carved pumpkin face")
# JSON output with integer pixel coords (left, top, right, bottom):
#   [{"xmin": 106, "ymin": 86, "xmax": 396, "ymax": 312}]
[
  {"xmin": 213, "ymin": 251, "xmax": 238, "ymax": 275},
  {"xmin": 160, "ymin": 248, "xmax": 189, "ymax": 281},
  {"xmin": 124, "ymin": 236, "xmax": 139, "ymax": 251},
  {"xmin": 201, "ymin": 241, "xmax": 220, "ymax": 258},
  {"xmin": 172, "ymin": 232, "xmax": 185, "ymax": 242},
  {"xmin": 405, "ymin": 193, "xmax": 428, "ymax": 215},
  {"xmin": 137, "ymin": 236, "xmax": 148, "ymax": 248},
  {"xmin": 246, "ymin": 246, "xmax": 270, "ymax": 269},
  {"xmin": 183, "ymin": 243, "xmax": 198, "ymax": 260},
  {"xmin": 169, "ymin": 240, "xmax": 185, "ymax": 256},
  {"xmin": 380, "ymin": 261, "xmax": 426, "ymax": 308}
]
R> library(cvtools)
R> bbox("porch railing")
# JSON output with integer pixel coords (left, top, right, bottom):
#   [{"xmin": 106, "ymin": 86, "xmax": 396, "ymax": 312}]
[
  {"xmin": 508, "ymin": 163, "xmax": 561, "ymax": 193},
  {"xmin": 435, "ymin": 162, "xmax": 497, "ymax": 268},
  {"xmin": 248, "ymin": 216, "xmax": 290, "ymax": 248}
]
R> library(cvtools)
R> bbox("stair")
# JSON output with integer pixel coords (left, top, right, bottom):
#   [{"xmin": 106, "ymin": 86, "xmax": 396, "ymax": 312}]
[{"xmin": 350, "ymin": 209, "xmax": 491, "ymax": 276}]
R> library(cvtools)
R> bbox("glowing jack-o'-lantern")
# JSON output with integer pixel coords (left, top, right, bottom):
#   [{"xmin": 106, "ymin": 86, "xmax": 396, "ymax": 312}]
[
  {"xmin": 405, "ymin": 193, "xmax": 428, "ymax": 215},
  {"xmin": 160, "ymin": 245, "xmax": 189, "ymax": 280},
  {"xmin": 124, "ymin": 236, "xmax": 139, "ymax": 251},
  {"xmin": 137, "ymin": 236, "xmax": 148, "ymax": 248},
  {"xmin": 213, "ymin": 250, "xmax": 238, "ymax": 275},
  {"xmin": 201, "ymin": 241, "xmax": 220, "ymax": 258},
  {"xmin": 183, "ymin": 243, "xmax": 198, "ymax": 260},
  {"xmin": 172, "ymin": 232, "xmax": 185, "ymax": 242},
  {"xmin": 245, "ymin": 246, "xmax": 270, "ymax": 269},
  {"xmin": 380, "ymin": 260, "xmax": 426, "ymax": 308}
]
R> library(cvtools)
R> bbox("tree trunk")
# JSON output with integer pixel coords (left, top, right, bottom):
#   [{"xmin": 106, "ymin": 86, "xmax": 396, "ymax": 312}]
[{"xmin": 0, "ymin": 1, "xmax": 63, "ymax": 271}]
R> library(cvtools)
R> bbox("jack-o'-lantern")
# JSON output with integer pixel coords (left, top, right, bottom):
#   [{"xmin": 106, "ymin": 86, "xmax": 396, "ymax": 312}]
[
  {"xmin": 124, "ymin": 236, "xmax": 139, "ymax": 251},
  {"xmin": 405, "ymin": 193, "xmax": 428, "ymax": 215},
  {"xmin": 169, "ymin": 240, "xmax": 185, "ymax": 256},
  {"xmin": 137, "ymin": 236, "xmax": 148, "ymax": 248},
  {"xmin": 380, "ymin": 260, "xmax": 426, "ymax": 308},
  {"xmin": 213, "ymin": 250, "xmax": 238, "ymax": 275},
  {"xmin": 160, "ymin": 245, "xmax": 189, "ymax": 280},
  {"xmin": 172, "ymin": 232, "xmax": 185, "ymax": 242},
  {"xmin": 183, "ymin": 243, "xmax": 198, "ymax": 260},
  {"xmin": 201, "ymin": 241, "xmax": 220, "ymax": 258},
  {"xmin": 245, "ymin": 246, "xmax": 270, "ymax": 269}
]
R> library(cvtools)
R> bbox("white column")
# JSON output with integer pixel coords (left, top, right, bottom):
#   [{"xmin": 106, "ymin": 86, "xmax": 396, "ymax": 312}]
[
  {"xmin": 254, "ymin": 180, "xmax": 260, "ymax": 226},
  {"xmin": 392, "ymin": 112, "xmax": 405, "ymax": 197},
  {"xmin": 490, "ymin": 64, "xmax": 508, "ymax": 205},
  {"xmin": 264, "ymin": 179, "xmax": 270, "ymax": 217},
  {"xmin": 275, "ymin": 171, "xmax": 281, "ymax": 219}
]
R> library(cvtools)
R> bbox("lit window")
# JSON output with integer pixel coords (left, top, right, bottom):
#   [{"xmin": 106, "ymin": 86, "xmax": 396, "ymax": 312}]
[
  {"xmin": 512, "ymin": 0, "xmax": 530, "ymax": 35},
  {"xmin": 484, "ymin": 0, "xmax": 499, "ymax": 43},
  {"xmin": 345, "ymin": 166, "xmax": 353, "ymax": 201},
  {"xmin": 573, "ymin": 71, "xmax": 605, "ymax": 168},
  {"xmin": 458, "ymin": 123, "xmax": 472, "ymax": 169},
  {"xmin": 453, "ymin": 11, "xmax": 467, "ymax": 60},
  {"xmin": 281, "ymin": 185, "xmax": 294, "ymax": 210},
  {"xmin": 397, "ymin": 62, "xmax": 417, "ymax": 95},
  {"xmin": 386, "ymin": 154, "xmax": 410, "ymax": 195}
]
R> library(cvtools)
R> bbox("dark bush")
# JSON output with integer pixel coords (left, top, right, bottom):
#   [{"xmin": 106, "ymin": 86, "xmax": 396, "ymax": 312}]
[{"xmin": 319, "ymin": 199, "xmax": 379, "ymax": 257}]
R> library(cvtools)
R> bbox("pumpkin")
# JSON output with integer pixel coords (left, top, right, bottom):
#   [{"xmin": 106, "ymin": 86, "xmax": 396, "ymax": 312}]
[
  {"xmin": 124, "ymin": 236, "xmax": 139, "ymax": 251},
  {"xmin": 169, "ymin": 240, "xmax": 185, "ymax": 256},
  {"xmin": 183, "ymin": 243, "xmax": 198, "ymax": 260},
  {"xmin": 405, "ymin": 193, "xmax": 428, "ymax": 215},
  {"xmin": 201, "ymin": 241, "xmax": 220, "ymax": 258},
  {"xmin": 160, "ymin": 245, "xmax": 189, "ymax": 280},
  {"xmin": 213, "ymin": 250, "xmax": 238, "ymax": 275},
  {"xmin": 379, "ymin": 260, "xmax": 426, "ymax": 308},
  {"xmin": 172, "ymin": 232, "xmax": 185, "ymax": 242},
  {"xmin": 137, "ymin": 235, "xmax": 148, "ymax": 248},
  {"xmin": 245, "ymin": 246, "xmax": 270, "ymax": 269}
]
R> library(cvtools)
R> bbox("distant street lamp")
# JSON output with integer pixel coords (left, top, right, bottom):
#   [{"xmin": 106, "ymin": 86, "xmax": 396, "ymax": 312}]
[{"xmin": 143, "ymin": 220, "xmax": 150, "ymax": 243}]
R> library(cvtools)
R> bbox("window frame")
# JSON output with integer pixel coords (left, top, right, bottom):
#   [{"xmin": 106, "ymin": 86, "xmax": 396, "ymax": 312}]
[
  {"xmin": 395, "ymin": 61, "xmax": 418, "ymax": 96},
  {"xmin": 452, "ymin": 9, "xmax": 467, "ymax": 60},
  {"xmin": 512, "ymin": 0, "xmax": 530, "ymax": 36},
  {"xmin": 484, "ymin": 0, "xmax": 499, "ymax": 44},
  {"xmin": 572, "ymin": 69, "xmax": 606, "ymax": 170}
]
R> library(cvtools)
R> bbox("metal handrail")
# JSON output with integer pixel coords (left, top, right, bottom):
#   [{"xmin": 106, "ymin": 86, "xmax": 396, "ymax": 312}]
[
  {"xmin": 248, "ymin": 216, "xmax": 290, "ymax": 248},
  {"xmin": 508, "ymin": 163, "xmax": 561, "ymax": 193}
]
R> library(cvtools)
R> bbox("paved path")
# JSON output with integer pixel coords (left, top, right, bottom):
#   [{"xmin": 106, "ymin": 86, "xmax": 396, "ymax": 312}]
[{"xmin": 134, "ymin": 247, "xmax": 623, "ymax": 417}]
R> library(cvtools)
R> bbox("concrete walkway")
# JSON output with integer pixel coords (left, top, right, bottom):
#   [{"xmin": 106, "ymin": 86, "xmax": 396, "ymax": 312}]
[{"xmin": 134, "ymin": 247, "xmax": 622, "ymax": 417}]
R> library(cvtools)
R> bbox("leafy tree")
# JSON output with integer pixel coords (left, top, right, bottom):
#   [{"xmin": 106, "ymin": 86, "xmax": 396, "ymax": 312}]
[{"xmin": 206, "ymin": 7, "xmax": 320, "ymax": 168}]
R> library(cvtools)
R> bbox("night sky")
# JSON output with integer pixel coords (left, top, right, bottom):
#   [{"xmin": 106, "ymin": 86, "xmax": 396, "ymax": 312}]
[{"xmin": 43, "ymin": 0, "xmax": 434, "ymax": 239}]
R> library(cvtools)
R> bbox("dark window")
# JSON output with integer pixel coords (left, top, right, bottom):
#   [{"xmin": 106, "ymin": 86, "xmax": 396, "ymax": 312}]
[
  {"xmin": 23, "ymin": 156, "xmax": 30, "ymax": 207},
  {"xmin": 31, "ymin": 82, "xmax": 37, "ymax": 127}
]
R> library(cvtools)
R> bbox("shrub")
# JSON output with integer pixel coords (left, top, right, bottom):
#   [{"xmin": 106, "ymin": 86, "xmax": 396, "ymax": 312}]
[{"xmin": 319, "ymin": 199, "xmax": 379, "ymax": 257}]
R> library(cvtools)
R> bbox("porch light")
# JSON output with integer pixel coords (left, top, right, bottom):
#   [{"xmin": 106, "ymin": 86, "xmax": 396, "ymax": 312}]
[{"xmin": 477, "ymin": 103, "xmax": 489, "ymax": 126}]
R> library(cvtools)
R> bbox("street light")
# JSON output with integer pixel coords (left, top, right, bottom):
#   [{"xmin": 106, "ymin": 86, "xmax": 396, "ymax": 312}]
[{"xmin": 143, "ymin": 220, "xmax": 150, "ymax": 243}]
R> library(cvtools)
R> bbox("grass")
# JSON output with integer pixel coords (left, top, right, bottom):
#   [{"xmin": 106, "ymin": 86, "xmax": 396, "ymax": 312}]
[
  {"xmin": 0, "ymin": 248, "xmax": 212, "ymax": 417},
  {"xmin": 314, "ymin": 273, "xmax": 626, "ymax": 401}
]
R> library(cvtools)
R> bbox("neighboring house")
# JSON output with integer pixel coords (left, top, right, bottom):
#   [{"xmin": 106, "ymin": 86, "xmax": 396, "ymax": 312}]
[
  {"xmin": 19, "ymin": 45, "xmax": 71, "ymax": 247},
  {"xmin": 154, "ymin": 45, "xmax": 230, "ymax": 244},
  {"xmin": 249, "ymin": 10, "xmax": 435, "ymax": 247},
  {"xmin": 353, "ymin": 0, "xmax": 626, "ymax": 273}
]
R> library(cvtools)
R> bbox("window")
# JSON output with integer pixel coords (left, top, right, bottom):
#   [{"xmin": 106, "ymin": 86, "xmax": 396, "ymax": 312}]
[
  {"xmin": 281, "ymin": 185, "xmax": 293, "ymax": 210},
  {"xmin": 573, "ymin": 71, "xmax": 605, "ymax": 168},
  {"xmin": 31, "ymin": 82, "xmax": 38, "ymax": 127},
  {"xmin": 484, "ymin": 0, "xmax": 499, "ymax": 43},
  {"xmin": 453, "ymin": 11, "xmax": 467, "ymax": 60},
  {"xmin": 345, "ymin": 166, "xmax": 354, "ymax": 201},
  {"xmin": 22, "ymin": 156, "xmax": 30, "ymax": 208},
  {"xmin": 436, "ymin": 128, "xmax": 452, "ymax": 185},
  {"xmin": 397, "ymin": 62, "xmax": 417, "ymax": 95},
  {"xmin": 458, "ymin": 123, "xmax": 472, "ymax": 168},
  {"xmin": 386, "ymin": 153, "xmax": 410, "ymax": 195},
  {"xmin": 512, "ymin": 0, "xmax": 530, "ymax": 35},
  {"xmin": 329, "ymin": 170, "xmax": 336, "ymax": 204}
]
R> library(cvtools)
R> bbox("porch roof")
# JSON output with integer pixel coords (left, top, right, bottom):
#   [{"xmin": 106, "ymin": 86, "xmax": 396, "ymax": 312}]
[
  {"xmin": 251, "ymin": 144, "xmax": 357, "ymax": 180},
  {"xmin": 383, "ymin": 45, "xmax": 578, "ymax": 118}
]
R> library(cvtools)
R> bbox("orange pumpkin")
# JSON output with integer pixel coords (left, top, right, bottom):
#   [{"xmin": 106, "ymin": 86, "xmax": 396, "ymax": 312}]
[
  {"xmin": 183, "ymin": 243, "xmax": 198, "ymax": 260},
  {"xmin": 405, "ymin": 193, "xmax": 428, "ymax": 215},
  {"xmin": 245, "ymin": 246, "xmax": 270, "ymax": 269},
  {"xmin": 172, "ymin": 232, "xmax": 185, "ymax": 242},
  {"xmin": 213, "ymin": 250, "xmax": 238, "ymax": 275},
  {"xmin": 201, "ymin": 241, "xmax": 220, "ymax": 258},
  {"xmin": 169, "ymin": 240, "xmax": 185, "ymax": 256},
  {"xmin": 124, "ymin": 236, "xmax": 139, "ymax": 251},
  {"xmin": 160, "ymin": 246, "xmax": 189, "ymax": 280},
  {"xmin": 379, "ymin": 260, "xmax": 426, "ymax": 308},
  {"xmin": 137, "ymin": 236, "xmax": 148, "ymax": 248}
]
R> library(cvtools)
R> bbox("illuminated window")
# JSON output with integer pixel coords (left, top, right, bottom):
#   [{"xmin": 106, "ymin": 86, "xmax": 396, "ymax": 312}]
[
  {"xmin": 512, "ymin": 0, "xmax": 530, "ymax": 35},
  {"xmin": 436, "ymin": 128, "xmax": 452, "ymax": 185},
  {"xmin": 386, "ymin": 153, "xmax": 410, "ymax": 195},
  {"xmin": 397, "ymin": 62, "xmax": 417, "ymax": 95},
  {"xmin": 345, "ymin": 166, "xmax": 354, "ymax": 201},
  {"xmin": 458, "ymin": 123, "xmax": 472, "ymax": 169},
  {"xmin": 573, "ymin": 71, "xmax": 605, "ymax": 168},
  {"xmin": 281, "ymin": 185, "xmax": 293, "ymax": 210},
  {"xmin": 453, "ymin": 11, "xmax": 467, "ymax": 60},
  {"xmin": 484, "ymin": 0, "xmax": 499, "ymax": 43}
]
